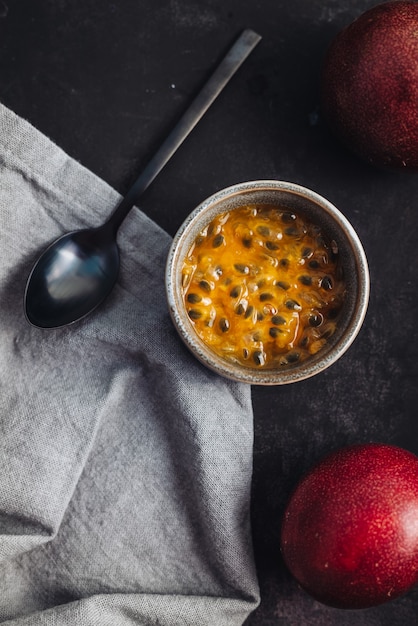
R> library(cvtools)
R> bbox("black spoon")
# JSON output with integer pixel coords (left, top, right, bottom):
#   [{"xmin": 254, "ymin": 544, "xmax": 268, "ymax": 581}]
[{"xmin": 24, "ymin": 29, "xmax": 261, "ymax": 328}]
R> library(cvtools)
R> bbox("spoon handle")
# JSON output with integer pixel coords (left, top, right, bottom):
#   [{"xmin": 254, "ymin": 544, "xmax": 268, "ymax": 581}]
[{"xmin": 106, "ymin": 28, "xmax": 262, "ymax": 233}]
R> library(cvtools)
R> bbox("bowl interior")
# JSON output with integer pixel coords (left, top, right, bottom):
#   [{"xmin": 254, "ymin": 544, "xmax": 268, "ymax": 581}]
[{"xmin": 166, "ymin": 181, "xmax": 369, "ymax": 385}]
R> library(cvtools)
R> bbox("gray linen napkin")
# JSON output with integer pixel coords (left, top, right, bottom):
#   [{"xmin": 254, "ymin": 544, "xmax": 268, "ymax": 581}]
[{"xmin": 0, "ymin": 102, "xmax": 259, "ymax": 624}]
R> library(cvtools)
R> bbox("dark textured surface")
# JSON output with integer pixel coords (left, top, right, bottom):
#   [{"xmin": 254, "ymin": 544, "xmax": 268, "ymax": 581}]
[{"xmin": 1, "ymin": 1, "xmax": 418, "ymax": 624}]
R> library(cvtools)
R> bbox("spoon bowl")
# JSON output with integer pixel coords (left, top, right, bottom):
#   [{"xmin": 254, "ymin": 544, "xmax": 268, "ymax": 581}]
[
  {"xmin": 25, "ymin": 225, "xmax": 119, "ymax": 328},
  {"xmin": 24, "ymin": 30, "xmax": 261, "ymax": 329}
]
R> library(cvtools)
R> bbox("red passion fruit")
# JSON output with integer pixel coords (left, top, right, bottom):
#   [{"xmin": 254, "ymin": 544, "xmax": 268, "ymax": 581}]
[
  {"xmin": 321, "ymin": 1, "xmax": 418, "ymax": 170},
  {"xmin": 280, "ymin": 443, "xmax": 418, "ymax": 608}
]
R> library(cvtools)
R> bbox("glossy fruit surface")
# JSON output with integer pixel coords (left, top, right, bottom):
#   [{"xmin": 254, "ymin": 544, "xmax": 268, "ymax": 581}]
[
  {"xmin": 321, "ymin": 1, "xmax": 418, "ymax": 170},
  {"xmin": 281, "ymin": 443, "xmax": 418, "ymax": 608}
]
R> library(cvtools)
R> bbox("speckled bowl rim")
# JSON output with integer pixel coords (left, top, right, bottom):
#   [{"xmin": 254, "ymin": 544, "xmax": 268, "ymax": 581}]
[{"xmin": 166, "ymin": 180, "xmax": 370, "ymax": 385}]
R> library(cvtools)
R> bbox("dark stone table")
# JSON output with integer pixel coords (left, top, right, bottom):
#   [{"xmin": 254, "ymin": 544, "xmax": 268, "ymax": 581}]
[{"xmin": 1, "ymin": 1, "xmax": 418, "ymax": 624}]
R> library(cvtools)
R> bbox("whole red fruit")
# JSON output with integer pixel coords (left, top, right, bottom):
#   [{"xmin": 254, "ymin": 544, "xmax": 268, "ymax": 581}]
[
  {"xmin": 321, "ymin": 1, "xmax": 418, "ymax": 170},
  {"xmin": 280, "ymin": 443, "xmax": 418, "ymax": 609}
]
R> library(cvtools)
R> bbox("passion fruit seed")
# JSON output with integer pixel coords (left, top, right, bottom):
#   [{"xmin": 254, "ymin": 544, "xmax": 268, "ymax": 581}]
[
  {"xmin": 199, "ymin": 280, "xmax": 212, "ymax": 292},
  {"xmin": 257, "ymin": 225, "xmax": 270, "ymax": 236},
  {"xmin": 219, "ymin": 318, "xmax": 230, "ymax": 333},
  {"xmin": 187, "ymin": 293, "xmax": 202, "ymax": 303},
  {"xmin": 286, "ymin": 352, "xmax": 300, "ymax": 363},
  {"xmin": 321, "ymin": 276, "xmax": 333, "ymax": 290},
  {"xmin": 299, "ymin": 275, "xmax": 312, "ymax": 286},
  {"xmin": 188, "ymin": 309, "xmax": 202, "ymax": 320},
  {"xmin": 309, "ymin": 312, "xmax": 324, "ymax": 327},
  {"xmin": 285, "ymin": 299, "xmax": 302, "ymax": 310},
  {"xmin": 266, "ymin": 241, "xmax": 280, "ymax": 251},
  {"xmin": 260, "ymin": 292, "xmax": 274, "ymax": 302},
  {"xmin": 276, "ymin": 281, "xmax": 290, "ymax": 290},
  {"xmin": 272, "ymin": 315, "xmax": 286, "ymax": 325},
  {"xmin": 253, "ymin": 350, "xmax": 266, "ymax": 366},
  {"xmin": 234, "ymin": 263, "xmax": 250, "ymax": 274},
  {"xmin": 281, "ymin": 211, "xmax": 296, "ymax": 223},
  {"xmin": 244, "ymin": 305, "xmax": 254, "ymax": 319},
  {"xmin": 213, "ymin": 234, "xmax": 225, "ymax": 248}
]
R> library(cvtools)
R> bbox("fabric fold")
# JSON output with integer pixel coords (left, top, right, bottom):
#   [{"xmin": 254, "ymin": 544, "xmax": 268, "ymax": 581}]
[
  {"xmin": 0, "ymin": 102, "xmax": 259, "ymax": 624},
  {"xmin": 2, "ymin": 593, "xmax": 256, "ymax": 626}
]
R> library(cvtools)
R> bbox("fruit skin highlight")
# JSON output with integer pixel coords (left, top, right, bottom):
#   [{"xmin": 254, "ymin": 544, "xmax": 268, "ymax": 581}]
[
  {"xmin": 280, "ymin": 443, "xmax": 418, "ymax": 609},
  {"xmin": 321, "ymin": 1, "xmax": 418, "ymax": 170}
]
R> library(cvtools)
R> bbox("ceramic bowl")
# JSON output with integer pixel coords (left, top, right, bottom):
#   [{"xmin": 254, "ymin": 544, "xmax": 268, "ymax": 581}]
[{"xmin": 165, "ymin": 180, "xmax": 369, "ymax": 385}]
